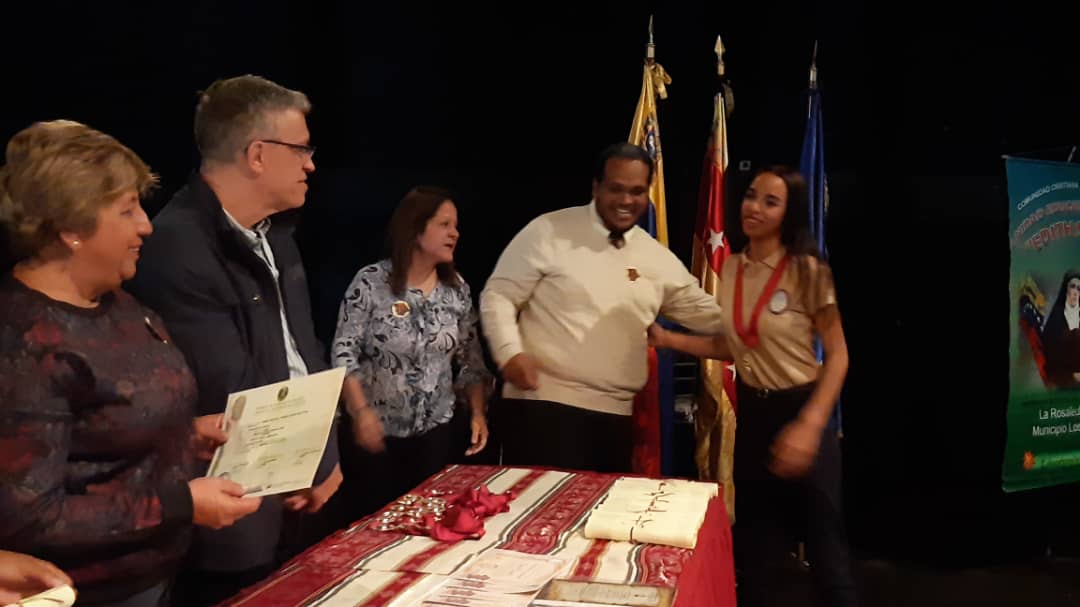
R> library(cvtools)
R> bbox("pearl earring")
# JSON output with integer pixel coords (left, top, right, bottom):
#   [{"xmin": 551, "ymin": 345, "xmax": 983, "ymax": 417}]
[{"xmin": 71, "ymin": 240, "xmax": 80, "ymax": 247}]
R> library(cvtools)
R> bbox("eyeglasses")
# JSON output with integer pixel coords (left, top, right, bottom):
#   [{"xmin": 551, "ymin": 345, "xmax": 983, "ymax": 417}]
[
  {"xmin": 1069, "ymin": 282, "xmax": 1080, "ymax": 291},
  {"xmin": 254, "ymin": 139, "xmax": 316, "ymax": 159}
]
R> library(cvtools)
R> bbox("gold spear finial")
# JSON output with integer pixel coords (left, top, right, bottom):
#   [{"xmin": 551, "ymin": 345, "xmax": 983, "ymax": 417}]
[
  {"xmin": 646, "ymin": 15, "xmax": 655, "ymax": 62},
  {"xmin": 715, "ymin": 35, "xmax": 725, "ymax": 77}
]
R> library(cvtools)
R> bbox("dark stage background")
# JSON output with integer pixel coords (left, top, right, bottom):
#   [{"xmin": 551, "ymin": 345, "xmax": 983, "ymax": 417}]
[{"xmin": 4, "ymin": 0, "xmax": 1079, "ymax": 569}]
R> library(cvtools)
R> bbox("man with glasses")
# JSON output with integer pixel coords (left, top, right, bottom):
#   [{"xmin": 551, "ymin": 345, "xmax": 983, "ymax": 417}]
[{"xmin": 126, "ymin": 75, "xmax": 340, "ymax": 605}]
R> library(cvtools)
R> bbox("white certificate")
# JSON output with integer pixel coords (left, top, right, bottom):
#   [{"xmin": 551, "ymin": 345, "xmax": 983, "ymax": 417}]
[
  {"xmin": 419, "ymin": 550, "xmax": 570, "ymax": 607},
  {"xmin": 2, "ymin": 585, "xmax": 77, "ymax": 607},
  {"xmin": 452, "ymin": 549, "xmax": 570, "ymax": 594},
  {"xmin": 206, "ymin": 366, "xmax": 345, "ymax": 497}
]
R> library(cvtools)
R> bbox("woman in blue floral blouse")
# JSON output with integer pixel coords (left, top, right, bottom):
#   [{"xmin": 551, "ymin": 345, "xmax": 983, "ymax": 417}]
[{"xmin": 333, "ymin": 186, "xmax": 492, "ymax": 520}]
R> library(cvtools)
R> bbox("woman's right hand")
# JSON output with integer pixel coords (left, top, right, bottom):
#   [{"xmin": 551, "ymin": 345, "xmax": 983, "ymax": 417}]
[
  {"xmin": 647, "ymin": 323, "xmax": 669, "ymax": 349},
  {"xmin": 189, "ymin": 477, "xmax": 263, "ymax": 529},
  {"xmin": 0, "ymin": 550, "xmax": 71, "ymax": 604},
  {"xmin": 352, "ymin": 407, "xmax": 386, "ymax": 453}
]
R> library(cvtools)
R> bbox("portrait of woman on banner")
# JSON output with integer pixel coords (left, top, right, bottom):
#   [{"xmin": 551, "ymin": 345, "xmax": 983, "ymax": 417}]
[{"xmin": 1042, "ymin": 270, "xmax": 1080, "ymax": 389}]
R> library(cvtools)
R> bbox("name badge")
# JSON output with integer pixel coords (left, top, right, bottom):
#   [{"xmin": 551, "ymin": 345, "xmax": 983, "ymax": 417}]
[
  {"xmin": 768, "ymin": 289, "xmax": 789, "ymax": 314},
  {"xmin": 392, "ymin": 301, "xmax": 411, "ymax": 318}
]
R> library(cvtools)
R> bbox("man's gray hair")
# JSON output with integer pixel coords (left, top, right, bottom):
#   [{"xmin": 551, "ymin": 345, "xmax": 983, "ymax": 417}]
[{"xmin": 194, "ymin": 75, "xmax": 311, "ymax": 164}]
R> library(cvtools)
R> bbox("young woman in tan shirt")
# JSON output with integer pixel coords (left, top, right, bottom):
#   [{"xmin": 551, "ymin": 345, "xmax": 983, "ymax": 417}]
[{"xmin": 650, "ymin": 166, "xmax": 855, "ymax": 607}]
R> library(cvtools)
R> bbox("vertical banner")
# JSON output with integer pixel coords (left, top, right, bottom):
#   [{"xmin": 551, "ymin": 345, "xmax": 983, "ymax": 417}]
[{"xmin": 1005, "ymin": 155, "xmax": 1080, "ymax": 491}]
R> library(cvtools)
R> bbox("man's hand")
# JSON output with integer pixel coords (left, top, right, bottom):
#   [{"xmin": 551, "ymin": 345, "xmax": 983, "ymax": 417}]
[
  {"xmin": 284, "ymin": 465, "xmax": 342, "ymax": 513},
  {"xmin": 192, "ymin": 414, "xmax": 229, "ymax": 460},
  {"xmin": 501, "ymin": 353, "xmax": 540, "ymax": 390},
  {"xmin": 0, "ymin": 551, "xmax": 71, "ymax": 604}
]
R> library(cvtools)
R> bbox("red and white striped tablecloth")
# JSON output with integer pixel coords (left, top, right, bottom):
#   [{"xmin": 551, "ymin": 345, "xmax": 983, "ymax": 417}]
[{"xmin": 223, "ymin": 465, "xmax": 736, "ymax": 607}]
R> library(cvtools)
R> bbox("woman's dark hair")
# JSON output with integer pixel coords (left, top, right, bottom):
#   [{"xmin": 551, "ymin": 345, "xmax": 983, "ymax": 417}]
[
  {"xmin": 386, "ymin": 185, "xmax": 460, "ymax": 297},
  {"xmin": 743, "ymin": 165, "xmax": 829, "ymax": 311},
  {"xmin": 755, "ymin": 165, "xmax": 818, "ymax": 259}
]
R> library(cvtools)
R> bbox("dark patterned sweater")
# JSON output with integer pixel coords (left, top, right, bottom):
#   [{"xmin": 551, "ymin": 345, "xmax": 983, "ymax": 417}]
[{"xmin": 0, "ymin": 275, "xmax": 197, "ymax": 604}]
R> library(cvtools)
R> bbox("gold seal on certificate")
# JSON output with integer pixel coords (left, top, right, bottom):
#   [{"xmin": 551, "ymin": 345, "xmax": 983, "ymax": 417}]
[{"xmin": 206, "ymin": 366, "xmax": 346, "ymax": 497}]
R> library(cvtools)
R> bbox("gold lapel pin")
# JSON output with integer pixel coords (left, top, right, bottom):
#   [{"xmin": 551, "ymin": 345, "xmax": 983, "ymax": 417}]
[{"xmin": 392, "ymin": 301, "xmax": 411, "ymax": 317}]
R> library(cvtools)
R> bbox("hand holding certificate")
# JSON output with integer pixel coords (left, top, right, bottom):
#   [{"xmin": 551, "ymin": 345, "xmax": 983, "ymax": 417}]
[
  {"xmin": 206, "ymin": 367, "xmax": 346, "ymax": 497},
  {"xmin": 0, "ymin": 551, "xmax": 72, "ymax": 607},
  {"xmin": 1, "ymin": 585, "xmax": 76, "ymax": 607}
]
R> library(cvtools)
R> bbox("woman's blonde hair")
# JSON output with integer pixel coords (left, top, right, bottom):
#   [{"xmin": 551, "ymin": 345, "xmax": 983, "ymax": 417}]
[{"xmin": 0, "ymin": 120, "xmax": 157, "ymax": 260}]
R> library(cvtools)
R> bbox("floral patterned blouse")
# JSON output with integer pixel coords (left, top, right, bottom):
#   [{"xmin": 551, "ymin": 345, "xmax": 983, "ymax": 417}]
[{"xmin": 332, "ymin": 260, "xmax": 491, "ymax": 437}]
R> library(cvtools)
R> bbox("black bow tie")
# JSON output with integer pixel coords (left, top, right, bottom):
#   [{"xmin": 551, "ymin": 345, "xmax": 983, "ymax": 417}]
[{"xmin": 609, "ymin": 231, "xmax": 626, "ymax": 249}]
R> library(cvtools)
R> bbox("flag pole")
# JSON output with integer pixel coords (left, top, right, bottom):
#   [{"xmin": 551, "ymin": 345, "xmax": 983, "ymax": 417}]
[
  {"xmin": 715, "ymin": 35, "xmax": 724, "ymax": 77},
  {"xmin": 807, "ymin": 40, "xmax": 819, "ymax": 117},
  {"xmin": 716, "ymin": 36, "xmax": 734, "ymax": 120},
  {"xmin": 646, "ymin": 15, "xmax": 655, "ymax": 63}
]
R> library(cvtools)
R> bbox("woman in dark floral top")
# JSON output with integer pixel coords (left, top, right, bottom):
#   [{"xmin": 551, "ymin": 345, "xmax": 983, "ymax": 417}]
[
  {"xmin": 333, "ymin": 186, "xmax": 492, "ymax": 520},
  {"xmin": 0, "ymin": 121, "xmax": 262, "ymax": 606}
]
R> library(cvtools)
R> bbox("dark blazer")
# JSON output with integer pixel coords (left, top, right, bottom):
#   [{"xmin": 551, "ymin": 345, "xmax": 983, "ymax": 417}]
[{"xmin": 126, "ymin": 174, "xmax": 339, "ymax": 572}]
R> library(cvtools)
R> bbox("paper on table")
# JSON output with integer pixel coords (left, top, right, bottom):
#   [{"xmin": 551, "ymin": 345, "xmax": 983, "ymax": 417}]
[
  {"xmin": 530, "ymin": 579, "xmax": 673, "ymax": 607},
  {"xmin": 605, "ymin": 478, "xmax": 717, "ymax": 498},
  {"xmin": 583, "ymin": 513, "xmax": 702, "ymax": 548},
  {"xmin": 422, "ymin": 587, "xmax": 533, "ymax": 607},
  {"xmin": 3, "ymin": 584, "xmax": 77, "ymax": 607},
  {"xmin": 420, "ymin": 549, "xmax": 570, "ymax": 606},
  {"xmin": 452, "ymin": 549, "xmax": 570, "ymax": 593},
  {"xmin": 206, "ymin": 366, "xmax": 345, "ymax": 497},
  {"xmin": 582, "ymin": 477, "xmax": 716, "ymax": 549}
]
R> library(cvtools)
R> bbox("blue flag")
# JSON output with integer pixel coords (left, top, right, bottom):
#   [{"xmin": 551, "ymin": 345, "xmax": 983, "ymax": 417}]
[
  {"xmin": 800, "ymin": 87, "xmax": 827, "ymax": 258},
  {"xmin": 798, "ymin": 77, "xmax": 843, "ymax": 435}
]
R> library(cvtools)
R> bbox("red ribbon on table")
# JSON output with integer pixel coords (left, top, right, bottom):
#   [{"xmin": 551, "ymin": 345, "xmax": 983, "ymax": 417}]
[
  {"xmin": 369, "ymin": 484, "xmax": 516, "ymax": 543},
  {"xmin": 425, "ymin": 485, "xmax": 515, "ymax": 541}
]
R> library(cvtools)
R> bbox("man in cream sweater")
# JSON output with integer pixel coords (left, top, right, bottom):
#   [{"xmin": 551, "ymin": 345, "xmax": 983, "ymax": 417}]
[{"xmin": 480, "ymin": 143, "xmax": 724, "ymax": 472}]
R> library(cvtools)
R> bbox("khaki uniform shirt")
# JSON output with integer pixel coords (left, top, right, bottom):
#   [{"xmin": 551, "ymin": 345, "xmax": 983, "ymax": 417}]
[{"xmin": 717, "ymin": 248, "xmax": 837, "ymax": 391}]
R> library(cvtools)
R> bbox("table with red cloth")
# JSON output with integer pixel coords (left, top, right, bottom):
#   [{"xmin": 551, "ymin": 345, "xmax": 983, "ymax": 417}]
[{"xmin": 223, "ymin": 465, "xmax": 736, "ymax": 607}]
